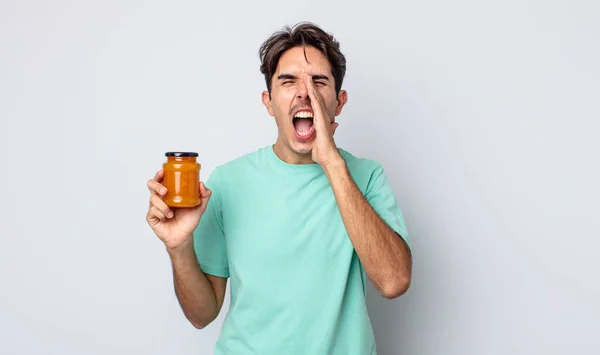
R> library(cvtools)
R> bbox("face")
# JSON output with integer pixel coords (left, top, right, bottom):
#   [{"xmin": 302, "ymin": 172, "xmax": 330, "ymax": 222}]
[{"xmin": 262, "ymin": 45, "xmax": 348, "ymax": 163}]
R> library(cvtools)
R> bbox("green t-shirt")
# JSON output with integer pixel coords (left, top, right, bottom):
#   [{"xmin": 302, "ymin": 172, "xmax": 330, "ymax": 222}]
[{"xmin": 193, "ymin": 145, "xmax": 410, "ymax": 355}]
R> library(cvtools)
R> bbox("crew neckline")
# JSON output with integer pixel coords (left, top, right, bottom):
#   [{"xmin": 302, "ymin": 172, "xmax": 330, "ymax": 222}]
[{"xmin": 266, "ymin": 144, "xmax": 325, "ymax": 174}]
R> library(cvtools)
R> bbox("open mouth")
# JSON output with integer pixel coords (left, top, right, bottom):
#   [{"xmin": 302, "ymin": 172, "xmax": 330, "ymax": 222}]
[{"xmin": 292, "ymin": 111, "xmax": 315, "ymax": 140}]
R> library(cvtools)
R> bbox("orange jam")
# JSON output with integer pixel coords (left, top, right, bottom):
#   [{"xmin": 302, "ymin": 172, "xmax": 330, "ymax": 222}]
[{"xmin": 162, "ymin": 152, "xmax": 201, "ymax": 208}]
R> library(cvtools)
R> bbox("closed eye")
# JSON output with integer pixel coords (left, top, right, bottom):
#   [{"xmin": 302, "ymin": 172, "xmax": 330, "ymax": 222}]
[{"xmin": 277, "ymin": 73, "xmax": 330, "ymax": 87}]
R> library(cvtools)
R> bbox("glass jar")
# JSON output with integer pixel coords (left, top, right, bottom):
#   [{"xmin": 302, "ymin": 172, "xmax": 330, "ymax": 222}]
[{"xmin": 162, "ymin": 152, "xmax": 201, "ymax": 208}]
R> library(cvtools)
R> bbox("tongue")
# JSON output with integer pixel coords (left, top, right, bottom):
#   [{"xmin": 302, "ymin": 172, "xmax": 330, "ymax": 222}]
[{"xmin": 294, "ymin": 118, "xmax": 313, "ymax": 132}]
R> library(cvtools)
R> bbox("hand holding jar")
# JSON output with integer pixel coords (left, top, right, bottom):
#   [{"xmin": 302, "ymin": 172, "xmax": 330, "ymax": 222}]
[{"xmin": 146, "ymin": 152, "xmax": 211, "ymax": 252}]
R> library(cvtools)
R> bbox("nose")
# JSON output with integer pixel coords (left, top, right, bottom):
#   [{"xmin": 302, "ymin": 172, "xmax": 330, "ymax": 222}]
[{"xmin": 296, "ymin": 80, "xmax": 309, "ymax": 100}]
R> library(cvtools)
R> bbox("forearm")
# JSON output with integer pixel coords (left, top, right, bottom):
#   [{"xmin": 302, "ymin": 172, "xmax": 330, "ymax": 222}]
[
  {"xmin": 167, "ymin": 239, "xmax": 219, "ymax": 328},
  {"xmin": 323, "ymin": 159, "xmax": 411, "ymax": 298}
]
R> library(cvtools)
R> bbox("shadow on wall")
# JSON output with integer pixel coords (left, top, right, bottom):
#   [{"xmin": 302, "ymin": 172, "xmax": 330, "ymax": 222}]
[
  {"xmin": 362, "ymin": 123, "xmax": 423, "ymax": 355},
  {"xmin": 367, "ymin": 282, "xmax": 414, "ymax": 355},
  {"xmin": 362, "ymin": 122, "xmax": 426, "ymax": 354},
  {"xmin": 354, "ymin": 79, "xmax": 434, "ymax": 355}
]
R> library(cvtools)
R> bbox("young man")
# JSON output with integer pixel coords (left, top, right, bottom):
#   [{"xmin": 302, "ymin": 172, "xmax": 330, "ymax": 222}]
[{"xmin": 146, "ymin": 22, "xmax": 412, "ymax": 355}]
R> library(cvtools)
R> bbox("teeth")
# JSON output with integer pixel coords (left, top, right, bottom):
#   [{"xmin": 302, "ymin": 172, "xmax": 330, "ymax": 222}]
[
  {"xmin": 296, "ymin": 127, "xmax": 314, "ymax": 136},
  {"xmin": 295, "ymin": 111, "xmax": 314, "ymax": 119}
]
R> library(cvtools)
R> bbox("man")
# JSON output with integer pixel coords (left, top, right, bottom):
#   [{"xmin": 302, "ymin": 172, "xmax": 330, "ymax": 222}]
[{"xmin": 146, "ymin": 22, "xmax": 412, "ymax": 355}]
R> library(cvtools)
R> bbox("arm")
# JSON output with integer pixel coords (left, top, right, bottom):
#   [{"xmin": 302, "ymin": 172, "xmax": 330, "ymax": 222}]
[
  {"xmin": 323, "ymin": 159, "xmax": 412, "ymax": 299},
  {"xmin": 147, "ymin": 168, "xmax": 228, "ymax": 328},
  {"xmin": 168, "ymin": 239, "xmax": 227, "ymax": 329},
  {"xmin": 300, "ymin": 69, "xmax": 411, "ymax": 298}
]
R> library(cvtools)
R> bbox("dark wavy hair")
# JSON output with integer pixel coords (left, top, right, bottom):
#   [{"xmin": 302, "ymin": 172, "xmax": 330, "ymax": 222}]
[{"xmin": 259, "ymin": 22, "xmax": 347, "ymax": 97}]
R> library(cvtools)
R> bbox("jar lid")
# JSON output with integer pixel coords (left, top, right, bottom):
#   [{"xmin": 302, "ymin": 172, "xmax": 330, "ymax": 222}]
[{"xmin": 165, "ymin": 152, "xmax": 198, "ymax": 157}]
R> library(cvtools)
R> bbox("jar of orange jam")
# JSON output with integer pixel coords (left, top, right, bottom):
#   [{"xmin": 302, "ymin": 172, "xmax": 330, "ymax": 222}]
[{"xmin": 162, "ymin": 152, "xmax": 201, "ymax": 208}]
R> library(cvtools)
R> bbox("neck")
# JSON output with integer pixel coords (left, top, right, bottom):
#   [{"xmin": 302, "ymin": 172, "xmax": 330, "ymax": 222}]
[{"xmin": 272, "ymin": 140, "xmax": 315, "ymax": 165}]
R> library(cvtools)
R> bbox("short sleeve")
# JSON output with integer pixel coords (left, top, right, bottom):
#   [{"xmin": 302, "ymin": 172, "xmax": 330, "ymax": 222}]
[
  {"xmin": 364, "ymin": 164, "xmax": 411, "ymax": 250},
  {"xmin": 193, "ymin": 167, "xmax": 229, "ymax": 277}
]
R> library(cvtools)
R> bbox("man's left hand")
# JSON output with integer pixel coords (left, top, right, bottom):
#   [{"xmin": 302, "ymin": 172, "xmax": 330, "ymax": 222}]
[{"xmin": 302, "ymin": 70, "xmax": 342, "ymax": 168}]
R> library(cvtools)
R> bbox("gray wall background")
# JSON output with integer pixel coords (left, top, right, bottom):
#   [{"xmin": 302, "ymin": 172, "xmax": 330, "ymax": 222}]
[{"xmin": 1, "ymin": 1, "xmax": 598, "ymax": 354}]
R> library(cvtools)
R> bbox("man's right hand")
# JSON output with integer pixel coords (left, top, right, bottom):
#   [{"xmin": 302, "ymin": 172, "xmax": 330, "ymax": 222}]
[
  {"xmin": 146, "ymin": 169, "xmax": 212, "ymax": 251},
  {"xmin": 147, "ymin": 169, "xmax": 225, "ymax": 329}
]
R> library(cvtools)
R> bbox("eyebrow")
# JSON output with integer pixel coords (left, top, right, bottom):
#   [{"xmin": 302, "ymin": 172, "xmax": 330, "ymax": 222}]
[{"xmin": 277, "ymin": 73, "xmax": 330, "ymax": 81}]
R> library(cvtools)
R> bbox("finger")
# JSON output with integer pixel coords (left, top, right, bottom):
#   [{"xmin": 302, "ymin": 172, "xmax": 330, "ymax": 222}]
[
  {"xmin": 197, "ymin": 182, "xmax": 212, "ymax": 210},
  {"xmin": 301, "ymin": 70, "xmax": 331, "ymax": 125},
  {"xmin": 301, "ymin": 72, "xmax": 328, "ymax": 131},
  {"xmin": 301, "ymin": 70, "xmax": 317, "ymax": 102},
  {"xmin": 199, "ymin": 182, "xmax": 210, "ymax": 197},
  {"xmin": 310, "ymin": 87, "xmax": 325, "ymax": 108},
  {"xmin": 200, "ymin": 182, "xmax": 212, "ymax": 200},
  {"xmin": 150, "ymin": 194, "xmax": 173, "ymax": 218},
  {"xmin": 302, "ymin": 70, "xmax": 322, "ymax": 105},
  {"xmin": 154, "ymin": 169, "xmax": 164, "ymax": 182},
  {"xmin": 301, "ymin": 69, "xmax": 313, "ymax": 90},
  {"xmin": 147, "ymin": 205, "xmax": 167, "ymax": 224},
  {"xmin": 147, "ymin": 179, "xmax": 168, "ymax": 196}
]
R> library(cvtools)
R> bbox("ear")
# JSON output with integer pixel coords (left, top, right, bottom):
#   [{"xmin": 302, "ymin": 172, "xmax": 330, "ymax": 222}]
[
  {"xmin": 335, "ymin": 90, "xmax": 348, "ymax": 116},
  {"xmin": 262, "ymin": 91, "xmax": 274, "ymax": 116}
]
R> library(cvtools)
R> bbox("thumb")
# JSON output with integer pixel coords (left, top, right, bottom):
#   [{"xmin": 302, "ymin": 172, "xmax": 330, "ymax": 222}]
[
  {"xmin": 332, "ymin": 122, "xmax": 339, "ymax": 135},
  {"xmin": 197, "ymin": 182, "xmax": 212, "ymax": 211}
]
